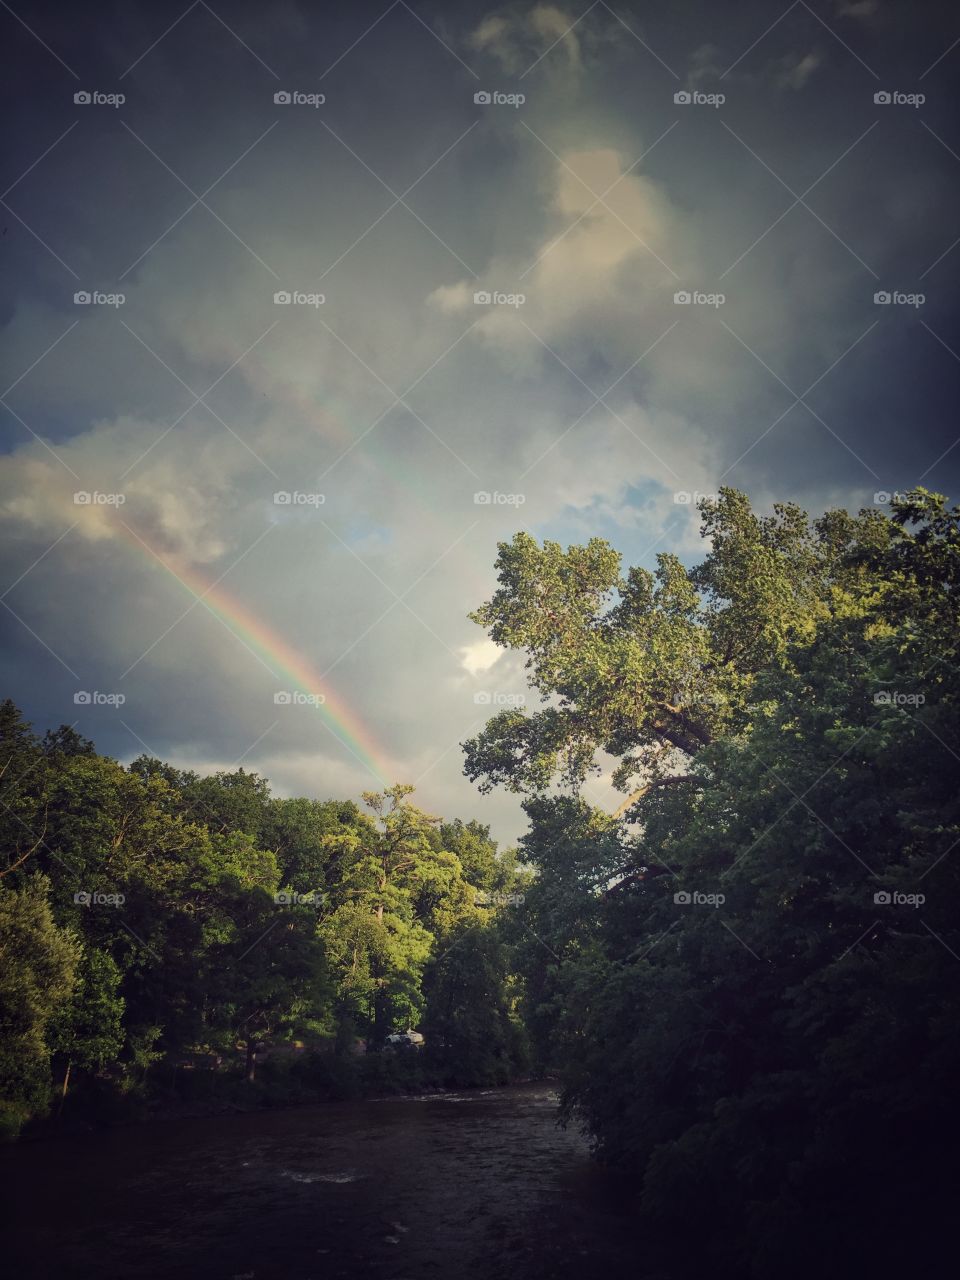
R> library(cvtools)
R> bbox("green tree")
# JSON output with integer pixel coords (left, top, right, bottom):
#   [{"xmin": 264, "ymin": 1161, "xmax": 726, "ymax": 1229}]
[
  {"xmin": 422, "ymin": 920, "xmax": 528, "ymax": 1085},
  {"xmin": 319, "ymin": 786, "xmax": 476, "ymax": 1043},
  {"xmin": 48, "ymin": 947, "xmax": 124, "ymax": 1106},
  {"xmin": 0, "ymin": 875, "xmax": 80, "ymax": 1137},
  {"xmin": 465, "ymin": 488, "xmax": 960, "ymax": 1277},
  {"xmin": 179, "ymin": 768, "xmax": 273, "ymax": 841},
  {"xmin": 463, "ymin": 490, "xmax": 886, "ymax": 807},
  {"xmin": 0, "ymin": 704, "xmax": 532, "ymax": 1127},
  {"xmin": 207, "ymin": 887, "xmax": 330, "ymax": 1082},
  {"xmin": 262, "ymin": 796, "xmax": 372, "ymax": 896},
  {"xmin": 0, "ymin": 699, "xmax": 51, "ymax": 882},
  {"xmin": 431, "ymin": 819, "xmax": 499, "ymax": 888}
]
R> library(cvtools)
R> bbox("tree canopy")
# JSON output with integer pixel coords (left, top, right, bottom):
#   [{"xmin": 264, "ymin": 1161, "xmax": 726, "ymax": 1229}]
[
  {"xmin": 463, "ymin": 487, "xmax": 960, "ymax": 1278},
  {"xmin": 0, "ymin": 716, "xmax": 528, "ymax": 1135}
]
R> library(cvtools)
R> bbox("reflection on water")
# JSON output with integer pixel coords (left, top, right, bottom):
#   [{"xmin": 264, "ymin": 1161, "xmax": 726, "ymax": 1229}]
[{"xmin": 4, "ymin": 1084, "xmax": 646, "ymax": 1280}]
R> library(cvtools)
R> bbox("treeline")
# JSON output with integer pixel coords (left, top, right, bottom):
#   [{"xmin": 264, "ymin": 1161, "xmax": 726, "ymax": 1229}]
[
  {"xmin": 0, "ymin": 723, "xmax": 531, "ymax": 1139},
  {"xmin": 465, "ymin": 488, "xmax": 960, "ymax": 1279}
]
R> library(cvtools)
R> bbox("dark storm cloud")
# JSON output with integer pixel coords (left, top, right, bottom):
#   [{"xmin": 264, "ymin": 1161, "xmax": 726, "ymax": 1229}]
[{"xmin": 1, "ymin": 0, "xmax": 958, "ymax": 841}]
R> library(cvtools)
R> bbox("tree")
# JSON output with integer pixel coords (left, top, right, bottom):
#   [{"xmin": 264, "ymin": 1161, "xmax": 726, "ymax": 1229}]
[
  {"xmin": 464, "ymin": 488, "xmax": 960, "ymax": 1277},
  {"xmin": 262, "ymin": 796, "xmax": 372, "ymax": 896},
  {"xmin": 319, "ymin": 786, "xmax": 477, "ymax": 1043},
  {"xmin": 0, "ymin": 876, "xmax": 80, "ymax": 1137},
  {"xmin": 462, "ymin": 491, "xmax": 886, "ymax": 808},
  {"xmin": 0, "ymin": 699, "xmax": 51, "ymax": 882},
  {"xmin": 422, "ymin": 921, "xmax": 528, "ymax": 1085},
  {"xmin": 207, "ymin": 887, "xmax": 330, "ymax": 1082},
  {"xmin": 41, "ymin": 725, "xmax": 96, "ymax": 758},
  {"xmin": 0, "ymin": 706, "xmax": 531, "ymax": 1129},
  {"xmin": 431, "ymin": 819, "xmax": 500, "ymax": 889},
  {"xmin": 179, "ymin": 768, "xmax": 273, "ymax": 841},
  {"xmin": 48, "ymin": 947, "xmax": 124, "ymax": 1106}
]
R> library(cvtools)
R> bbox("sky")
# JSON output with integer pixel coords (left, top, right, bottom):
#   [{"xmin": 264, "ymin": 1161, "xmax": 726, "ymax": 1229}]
[{"xmin": 1, "ymin": 0, "xmax": 958, "ymax": 847}]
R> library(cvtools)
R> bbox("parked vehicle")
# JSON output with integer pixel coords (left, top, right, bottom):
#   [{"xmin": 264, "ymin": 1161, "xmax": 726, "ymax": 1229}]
[{"xmin": 383, "ymin": 1031, "xmax": 424, "ymax": 1051}]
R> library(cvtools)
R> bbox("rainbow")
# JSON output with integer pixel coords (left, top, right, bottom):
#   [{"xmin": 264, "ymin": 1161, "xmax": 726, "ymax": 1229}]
[{"xmin": 116, "ymin": 520, "xmax": 393, "ymax": 786}]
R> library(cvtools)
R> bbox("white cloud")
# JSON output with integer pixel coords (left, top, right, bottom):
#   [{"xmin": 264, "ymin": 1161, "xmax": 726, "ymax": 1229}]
[
  {"xmin": 468, "ymin": 4, "xmax": 586, "ymax": 75},
  {"xmin": 770, "ymin": 50, "xmax": 822, "ymax": 90},
  {"xmin": 459, "ymin": 638, "xmax": 503, "ymax": 675}
]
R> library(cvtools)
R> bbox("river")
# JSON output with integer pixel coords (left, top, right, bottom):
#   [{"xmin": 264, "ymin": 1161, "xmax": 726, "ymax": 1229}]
[{"xmin": 4, "ymin": 1084, "xmax": 647, "ymax": 1280}]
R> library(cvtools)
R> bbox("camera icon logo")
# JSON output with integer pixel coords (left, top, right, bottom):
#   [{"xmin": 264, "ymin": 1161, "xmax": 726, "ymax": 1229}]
[
  {"xmin": 474, "ymin": 290, "xmax": 492, "ymax": 305},
  {"xmin": 874, "ymin": 91, "xmax": 891, "ymax": 105},
  {"xmin": 674, "ymin": 890, "xmax": 692, "ymax": 904},
  {"xmin": 73, "ymin": 491, "xmax": 92, "ymax": 504},
  {"xmin": 274, "ymin": 690, "xmax": 292, "ymax": 704},
  {"xmin": 874, "ymin": 890, "xmax": 891, "ymax": 904},
  {"xmin": 473, "ymin": 491, "xmax": 492, "ymax": 504},
  {"xmin": 73, "ymin": 690, "xmax": 92, "ymax": 704},
  {"xmin": 473, "ymin": 690, "xmax": 492, "ymax": 704},
  {"xmin": 274, "ymin": 290, "xmax": 291, "ymax": 304},
  {"xmin": 673, "ymin": 290, "xmax": 691, "ymax": 304},
  {"xmin": 273, "ymin": 491, "xmax": 292, "ymax": 504},
  {"xmin": 674, "ymin": 90, "xmax": 691, "ymax": 105},
  {"xmin": 74, "ymin": 891, "xmax": 91, "ymax": 905},
  {"xmin": 274, "ymin": 91, "xmax": 291, "ymax": 105},
  {"xmin": 274, "ymin": 891, "xmax": 293, "ymax": 904},
  {"xmin": 474, "ymin": 91, "xmax": 491, "ymax": 104},
  {"xmin": 873, "ymin": 490, "xmax": 891, "ymax": 505},
  {"xmin": 74, "ymin": 291, "xmax": 91, "ymax": 304},
  {"xmin": 74, "ymin": 91, "xmax": 91, "ymax": 105},
  {"xmin": 673, "ymin": 491, "xmax": 692, "ymax": 504},
  {"xmin": 874, "ymin": 291, "xmax": 891, "ymax": 305}
]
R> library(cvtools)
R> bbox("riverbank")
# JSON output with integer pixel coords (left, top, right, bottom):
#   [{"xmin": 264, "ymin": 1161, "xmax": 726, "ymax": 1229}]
[{"xmin": 16, "ymin": 1051, "xmax": 546, "ymax": 1143}]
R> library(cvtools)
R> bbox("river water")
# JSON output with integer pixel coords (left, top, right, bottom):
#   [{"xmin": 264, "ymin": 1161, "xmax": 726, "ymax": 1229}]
[{"xmin": 4, "ymin": 1084, "xmax": 647, "ymax": 1280}]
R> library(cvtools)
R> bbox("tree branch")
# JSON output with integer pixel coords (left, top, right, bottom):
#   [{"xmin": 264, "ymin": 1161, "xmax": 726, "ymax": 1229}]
[
  {"xmin": 612, "ymin": 775, "xmax": 696, "ymax": 819},
  {"xmin": 602, "ymin": 864, "xmax": 672, "ymax": 896},
  {"xmin": 0, "ymin": 811, "xmax": 49, "ymax": 879}
]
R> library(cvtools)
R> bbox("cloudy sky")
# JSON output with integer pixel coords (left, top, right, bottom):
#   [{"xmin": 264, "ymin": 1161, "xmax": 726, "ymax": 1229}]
[{"xmin": 1, "ymin": 0, "xmax": 958, "ymax": 845}]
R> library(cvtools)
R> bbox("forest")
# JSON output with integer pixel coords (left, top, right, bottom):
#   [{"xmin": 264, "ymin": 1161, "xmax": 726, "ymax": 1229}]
[
  {"xmin": 0, "ymin": 741, "xmax": 534, "ymax": 1132},
  {"xmin": 3, "ymin": 486, "xmax": 958, "ymax": 1278}
]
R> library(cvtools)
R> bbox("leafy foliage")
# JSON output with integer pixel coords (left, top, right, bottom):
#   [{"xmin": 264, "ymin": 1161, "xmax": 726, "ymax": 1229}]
[
  {"xmin": 466, "ymin": 488, "xmax": 960, "ymax": 1277},
  {"xmin": 0, "ymin": 875, "xmax": 79, "ymax": 1136},
  {"xmin": 0, "ymin": 720, "xmax": 529, "ymax": 1136}
]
